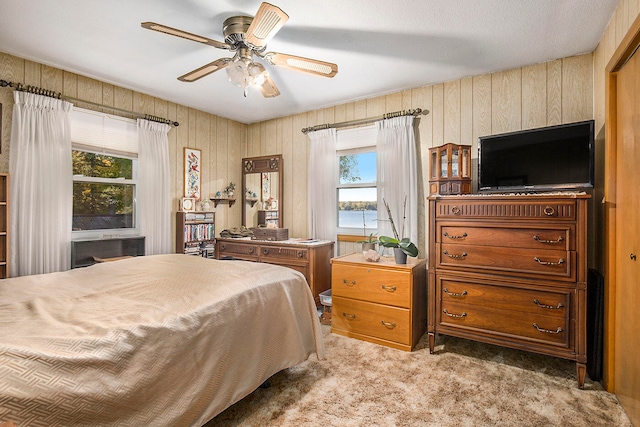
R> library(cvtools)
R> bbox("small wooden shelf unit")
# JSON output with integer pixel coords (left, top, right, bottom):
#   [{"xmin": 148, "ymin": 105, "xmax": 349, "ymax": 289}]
[
  {"xmin": 428, "ymin": 193, "xmax": 590, "ymax": 387},
  {"xmin": 0, "ymin": 173, "xmax": 9, "ymax": 278},
  {"xmin": 176, "ymin": 211, "xmax": 216, "ymax": 258}
]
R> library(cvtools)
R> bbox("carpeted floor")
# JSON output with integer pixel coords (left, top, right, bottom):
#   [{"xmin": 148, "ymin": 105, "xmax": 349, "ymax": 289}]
[{"xmin": 208, "ymin": 325, "xmax": 631, "ymax": 426}]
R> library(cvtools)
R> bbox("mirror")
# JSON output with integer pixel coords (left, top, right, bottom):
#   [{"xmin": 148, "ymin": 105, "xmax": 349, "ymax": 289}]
[{"xmin": 242, "ymin": 154, "xmax": 283, "ymax": 228}]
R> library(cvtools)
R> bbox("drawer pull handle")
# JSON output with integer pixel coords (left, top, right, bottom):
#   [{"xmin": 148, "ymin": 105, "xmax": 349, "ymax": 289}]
[
  {"xmin": 297, "ymin": 251, "xmax": 304, "ymax": 258},
  {"xmin": 444, "ymin": 231, "xmax": 467, "ymax": 240},
  {"xmin": 543, "ymin": 206, "xmax": 556, "ymax": 216},
  {"xmin": 451, "ymin": 206, "xmax": 461, "ymax": 215},
  {"xmin": 443, "ymin": 250, "xmax": 467, "ymax": 259},
  {"xmin": 533, "ymin": 299, "xmax": 564, "ymax": 310},
  {"xmin": 533, "ymin": 235, "xmax": 564, "ymax": 244},
  {"xmin": 342, "ymin": 279, "xmax": 356, "ymax": 286},
  {"xmin": 262, "ymin": 248, "xmax": 269, "ymax": 255},
  {"xmin": 381, "ymin": 320, "xmax": 396, "ymax": 328},
  {"xmin": 342, "ymin": 313, "xmax": 356, "ymax": 320},
  {"xmin": 220, "ymin": 244, "xmax": 226, "ymax": 250},
  {"xmin": 533, "ymin": 323, "xmax": 563, "ymax": 334},
  {"xmin": 381, "ymin": 284, "xmax": 397, "ymax": 292},
  {"xmin": 443, "ymin": 309, "xmax": 467, "ymax": 318},
  {"xmin": 533, "ymin": 257, "xmax": 564, "ymax": 266},
  {"xmin": 443, "ymin": 288, "xmax": 467, "ymax": 297}
]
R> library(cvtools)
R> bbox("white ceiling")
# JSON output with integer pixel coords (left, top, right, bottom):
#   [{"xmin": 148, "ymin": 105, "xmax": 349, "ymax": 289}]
[{"xmin": 0, "ymin": 0, "xmax": 619, "ymax": 124}]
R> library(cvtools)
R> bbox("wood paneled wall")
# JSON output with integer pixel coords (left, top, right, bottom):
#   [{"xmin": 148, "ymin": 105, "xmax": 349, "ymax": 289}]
[
  {"xmin": 0, "ymin": 52, "xmax": 247, "ymax": 242},
  {"xmin": 247, "ymin": 54, "xmax": 594, "ymax": 257}
]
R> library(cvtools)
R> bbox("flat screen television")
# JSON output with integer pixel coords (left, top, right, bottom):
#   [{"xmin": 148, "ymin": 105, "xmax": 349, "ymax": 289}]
[{"xmin": 477, "ymin": 120, "xmax": 594, "ymax": 193}]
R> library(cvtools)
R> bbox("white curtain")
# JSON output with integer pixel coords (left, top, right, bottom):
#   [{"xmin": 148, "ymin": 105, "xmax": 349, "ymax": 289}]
[
  {"xmin": 376, "ymin": 116, "xmax": 418, "ymax": 245},
  {"xmin": 307, "ymin": 128, "xmax": 337, "ymax": 243},
  {"xmin": 9, "ymin": 91, "xmax": 73, "ymax": 276},
  {"xmin": 137, "ymin": 119, "xmax": 172, "ymax": 255}
]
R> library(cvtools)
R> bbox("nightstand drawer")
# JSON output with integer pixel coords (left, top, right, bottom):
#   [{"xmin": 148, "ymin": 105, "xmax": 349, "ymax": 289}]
[
  {"xmin": 332, "ymin": 264, "xmax": 411, "ymax": 308},
  {"xmin": 332, "ymin": 296, "xmax": 411, "ymax": 345},
  {"xmin": 439, "ymin": 225, "xmax": 573, "ymax": 250}
]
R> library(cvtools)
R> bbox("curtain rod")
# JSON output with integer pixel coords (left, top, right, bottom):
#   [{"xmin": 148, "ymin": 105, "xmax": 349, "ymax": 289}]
[
  {"xmin": 0, "ymin": 79, "xmax": 179, "ymax": 127},
  {"xmin": 300, "ymin": 108, "xmax": 428, "ymax": 134}
]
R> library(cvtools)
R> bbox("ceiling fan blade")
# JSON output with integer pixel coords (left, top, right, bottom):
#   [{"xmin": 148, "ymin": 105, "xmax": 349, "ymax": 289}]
[
  {"xmin": 178, "ymin": 58, "xmax": 232, "ymax": 82},
  {"xmin": 141, "ymin": 22, "xmax": 232, "ymax": 50},
  {"xmin": 245, "ymin": 2, "xmax": 289, "ymax": 49},
  {"xmin": 262, "ymin": 52, "xmax": 338, "ymax": 78}
]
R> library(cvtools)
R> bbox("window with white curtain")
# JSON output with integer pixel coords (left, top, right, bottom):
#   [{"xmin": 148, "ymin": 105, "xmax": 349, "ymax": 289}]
[
  {"xmin": 70, "ymin": 108, "xmax": 139, "ymax": 238},
  {"xmin": 336, "ymin": 125, "xmax": 378, "ymax": 235}
]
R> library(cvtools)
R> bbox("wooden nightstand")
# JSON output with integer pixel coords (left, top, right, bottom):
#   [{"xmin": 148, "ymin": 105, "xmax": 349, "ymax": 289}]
[{"xmin": 330, "ymin": 253, "xmax": 427, "ymax": 351}]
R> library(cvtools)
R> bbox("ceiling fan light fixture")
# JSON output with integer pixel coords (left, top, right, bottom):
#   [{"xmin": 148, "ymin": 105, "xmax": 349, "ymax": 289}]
[
  {"xmin": 226, "ymin": 54, "xmax": 271, "ymax": 96},
  {"xmin": 226, "ymin": 57, "xmax": 251, "ymax": 88}
]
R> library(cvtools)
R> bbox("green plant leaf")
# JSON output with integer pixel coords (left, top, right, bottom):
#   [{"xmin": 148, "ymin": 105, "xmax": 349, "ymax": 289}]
[{"xmin": 378, "ymin": 235, "xmax": 399, "ymax": 247}]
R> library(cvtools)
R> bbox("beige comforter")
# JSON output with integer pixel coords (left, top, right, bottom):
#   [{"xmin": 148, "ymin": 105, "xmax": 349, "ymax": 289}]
[{"xmin": 0, "ymin": 254, "xmax": 324, "ymax": 426}]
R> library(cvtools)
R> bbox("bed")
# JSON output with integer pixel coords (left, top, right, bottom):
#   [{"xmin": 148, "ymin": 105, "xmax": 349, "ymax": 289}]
[{"xmin": 0, "ymin": 254, "xmax": 324, "ymax": 426}]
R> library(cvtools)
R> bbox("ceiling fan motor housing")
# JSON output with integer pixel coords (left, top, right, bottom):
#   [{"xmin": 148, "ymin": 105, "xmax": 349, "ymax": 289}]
[{"xmin": 223, "ymin": 16, "xmax": 254, "ymax": 50}]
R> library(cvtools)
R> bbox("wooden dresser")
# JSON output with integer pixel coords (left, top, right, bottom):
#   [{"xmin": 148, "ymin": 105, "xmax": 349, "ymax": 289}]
[
  {"xmin": 215, "ymin": 238, "xmax": 334, "ymax": 305},
  {"xmin": 331, "ymin": 253, "xmax": 427, "ymax": 351},
  {"xmin": 428, "ymin": 193, "xmax": 590, "ymax": 387}
]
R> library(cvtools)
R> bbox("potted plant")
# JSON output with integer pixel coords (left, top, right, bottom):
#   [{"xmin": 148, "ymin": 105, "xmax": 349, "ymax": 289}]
[
  {"xmin": 223, "ymin": 182, "xmax": 236, "ymax": 198},
  {"xmin": 357, "ymin": 233, "xmax": 379, "ymax": 254},
  {"xmin": 378, "ymin": 197, "xmax": 418, "ymax": 264}
]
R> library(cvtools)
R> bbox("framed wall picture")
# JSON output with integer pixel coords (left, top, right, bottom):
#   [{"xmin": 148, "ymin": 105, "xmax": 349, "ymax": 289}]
[{"xmin": 184, "ymin": 147, "xmax": 201, "ymax": 199}]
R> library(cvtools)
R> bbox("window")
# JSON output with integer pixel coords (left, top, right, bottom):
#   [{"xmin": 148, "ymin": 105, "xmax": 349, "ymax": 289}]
[
  {"xmin": 336, "ymin": 125, "xmax": 378, "ymax": 235},
  {"xmin": 72, "ymin": 151, "xmax": 137, "ymax": 231},
  {"xmin": 70, "ymin": 108, "xmax": 139, "ymax": 237}
]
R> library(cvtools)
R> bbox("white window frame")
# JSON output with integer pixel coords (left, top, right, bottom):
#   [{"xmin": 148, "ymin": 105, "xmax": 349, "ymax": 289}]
[
  {"xmin": 70, "ymin": 108, "xmax": 140, "ymax": 240},
  {"xmin": 336, "ymin": 125, "xmax": 378, "ymax": 236}
]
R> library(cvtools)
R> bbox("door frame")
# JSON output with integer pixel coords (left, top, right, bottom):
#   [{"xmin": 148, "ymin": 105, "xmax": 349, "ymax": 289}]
[{"xmin": 604, "ymin": 13, "xmax": 640, "ymax": 393}]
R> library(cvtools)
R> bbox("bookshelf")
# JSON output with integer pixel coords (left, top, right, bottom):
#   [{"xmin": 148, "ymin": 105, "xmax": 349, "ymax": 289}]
[{"xmin": 176, "ymin": 211, "xmax": 215, "ymax": 258}]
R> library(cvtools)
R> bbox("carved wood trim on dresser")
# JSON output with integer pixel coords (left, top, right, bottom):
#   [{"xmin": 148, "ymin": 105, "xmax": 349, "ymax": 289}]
[{"xmin": 428, "ymin": 193, "xmax": 590, "ymax": 388}]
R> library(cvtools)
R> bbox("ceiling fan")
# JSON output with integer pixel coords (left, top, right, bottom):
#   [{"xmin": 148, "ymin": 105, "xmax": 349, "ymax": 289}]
[{"xmin": 141, "ymin": 2, "xmax": 338, "ymax": 98}]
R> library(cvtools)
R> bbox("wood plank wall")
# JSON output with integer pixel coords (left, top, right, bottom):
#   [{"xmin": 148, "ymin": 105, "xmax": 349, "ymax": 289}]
[
  {"xmin": 247, "ymin": 54, "xmax": 594, "ymax": 258},
  {"xmin": 0, "ymin": 51, "xmax": 247, "ymax": 244},
  {"xmin": 593, "ymin": 0, "xmax": 640, "ymax": 273},
  {"xmin": 6, "ymin": 1, "xmax": 638, "ymax": 262}
]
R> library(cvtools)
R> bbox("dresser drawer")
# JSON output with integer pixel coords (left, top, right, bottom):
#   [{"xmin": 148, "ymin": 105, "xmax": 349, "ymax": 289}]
[
  {"xmin": 332, "ymin": 296, "xmax": 411, "ymax": 345},
  {"xmin": 217, "ymin": 241, "xmax": 259, "ymax": 260},
  {"xmin": 437, "ymin": 278, "xmax": 570, "ymax": 320},
  {"xmin": 439, "ymin": 225, "xmax": 573, "ymax": 250},
  {"xmin": 259, "ymin": 245, "xmax": 308, "ymax": 261},
  {"xmin": 437, "ymin": 243, "xmax": 575, "ymax": 280},
  {"xmin": 332, "ymin": 264, "xmax": 411, "ymax": 308},
  {"xmin": 435, "ymin": 199, "xmax": 577, "ymax": 220},
  {"xmin": 438, "ymin": 300, "xmax": 569, "ymax": 347},
  {"xmin": 276, "ymin": 262, "xmax": 309, "ymax": 280}
]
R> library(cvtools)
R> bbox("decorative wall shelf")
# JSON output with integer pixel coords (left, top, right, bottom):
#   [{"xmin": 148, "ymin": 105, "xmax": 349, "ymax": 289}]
[
  {"xmin": 246, "ymin": 197, "xmax": 259, "ymax": 207},
  {"xmin": 211, "ymin": 198, "xmax": 236, "ymax": 208}
]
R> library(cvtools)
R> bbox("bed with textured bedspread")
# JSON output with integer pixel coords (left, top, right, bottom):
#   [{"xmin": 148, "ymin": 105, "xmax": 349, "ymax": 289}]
[{"xmin": 0, "ymin": 254, "xmax": 324, "ymax": 426}]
